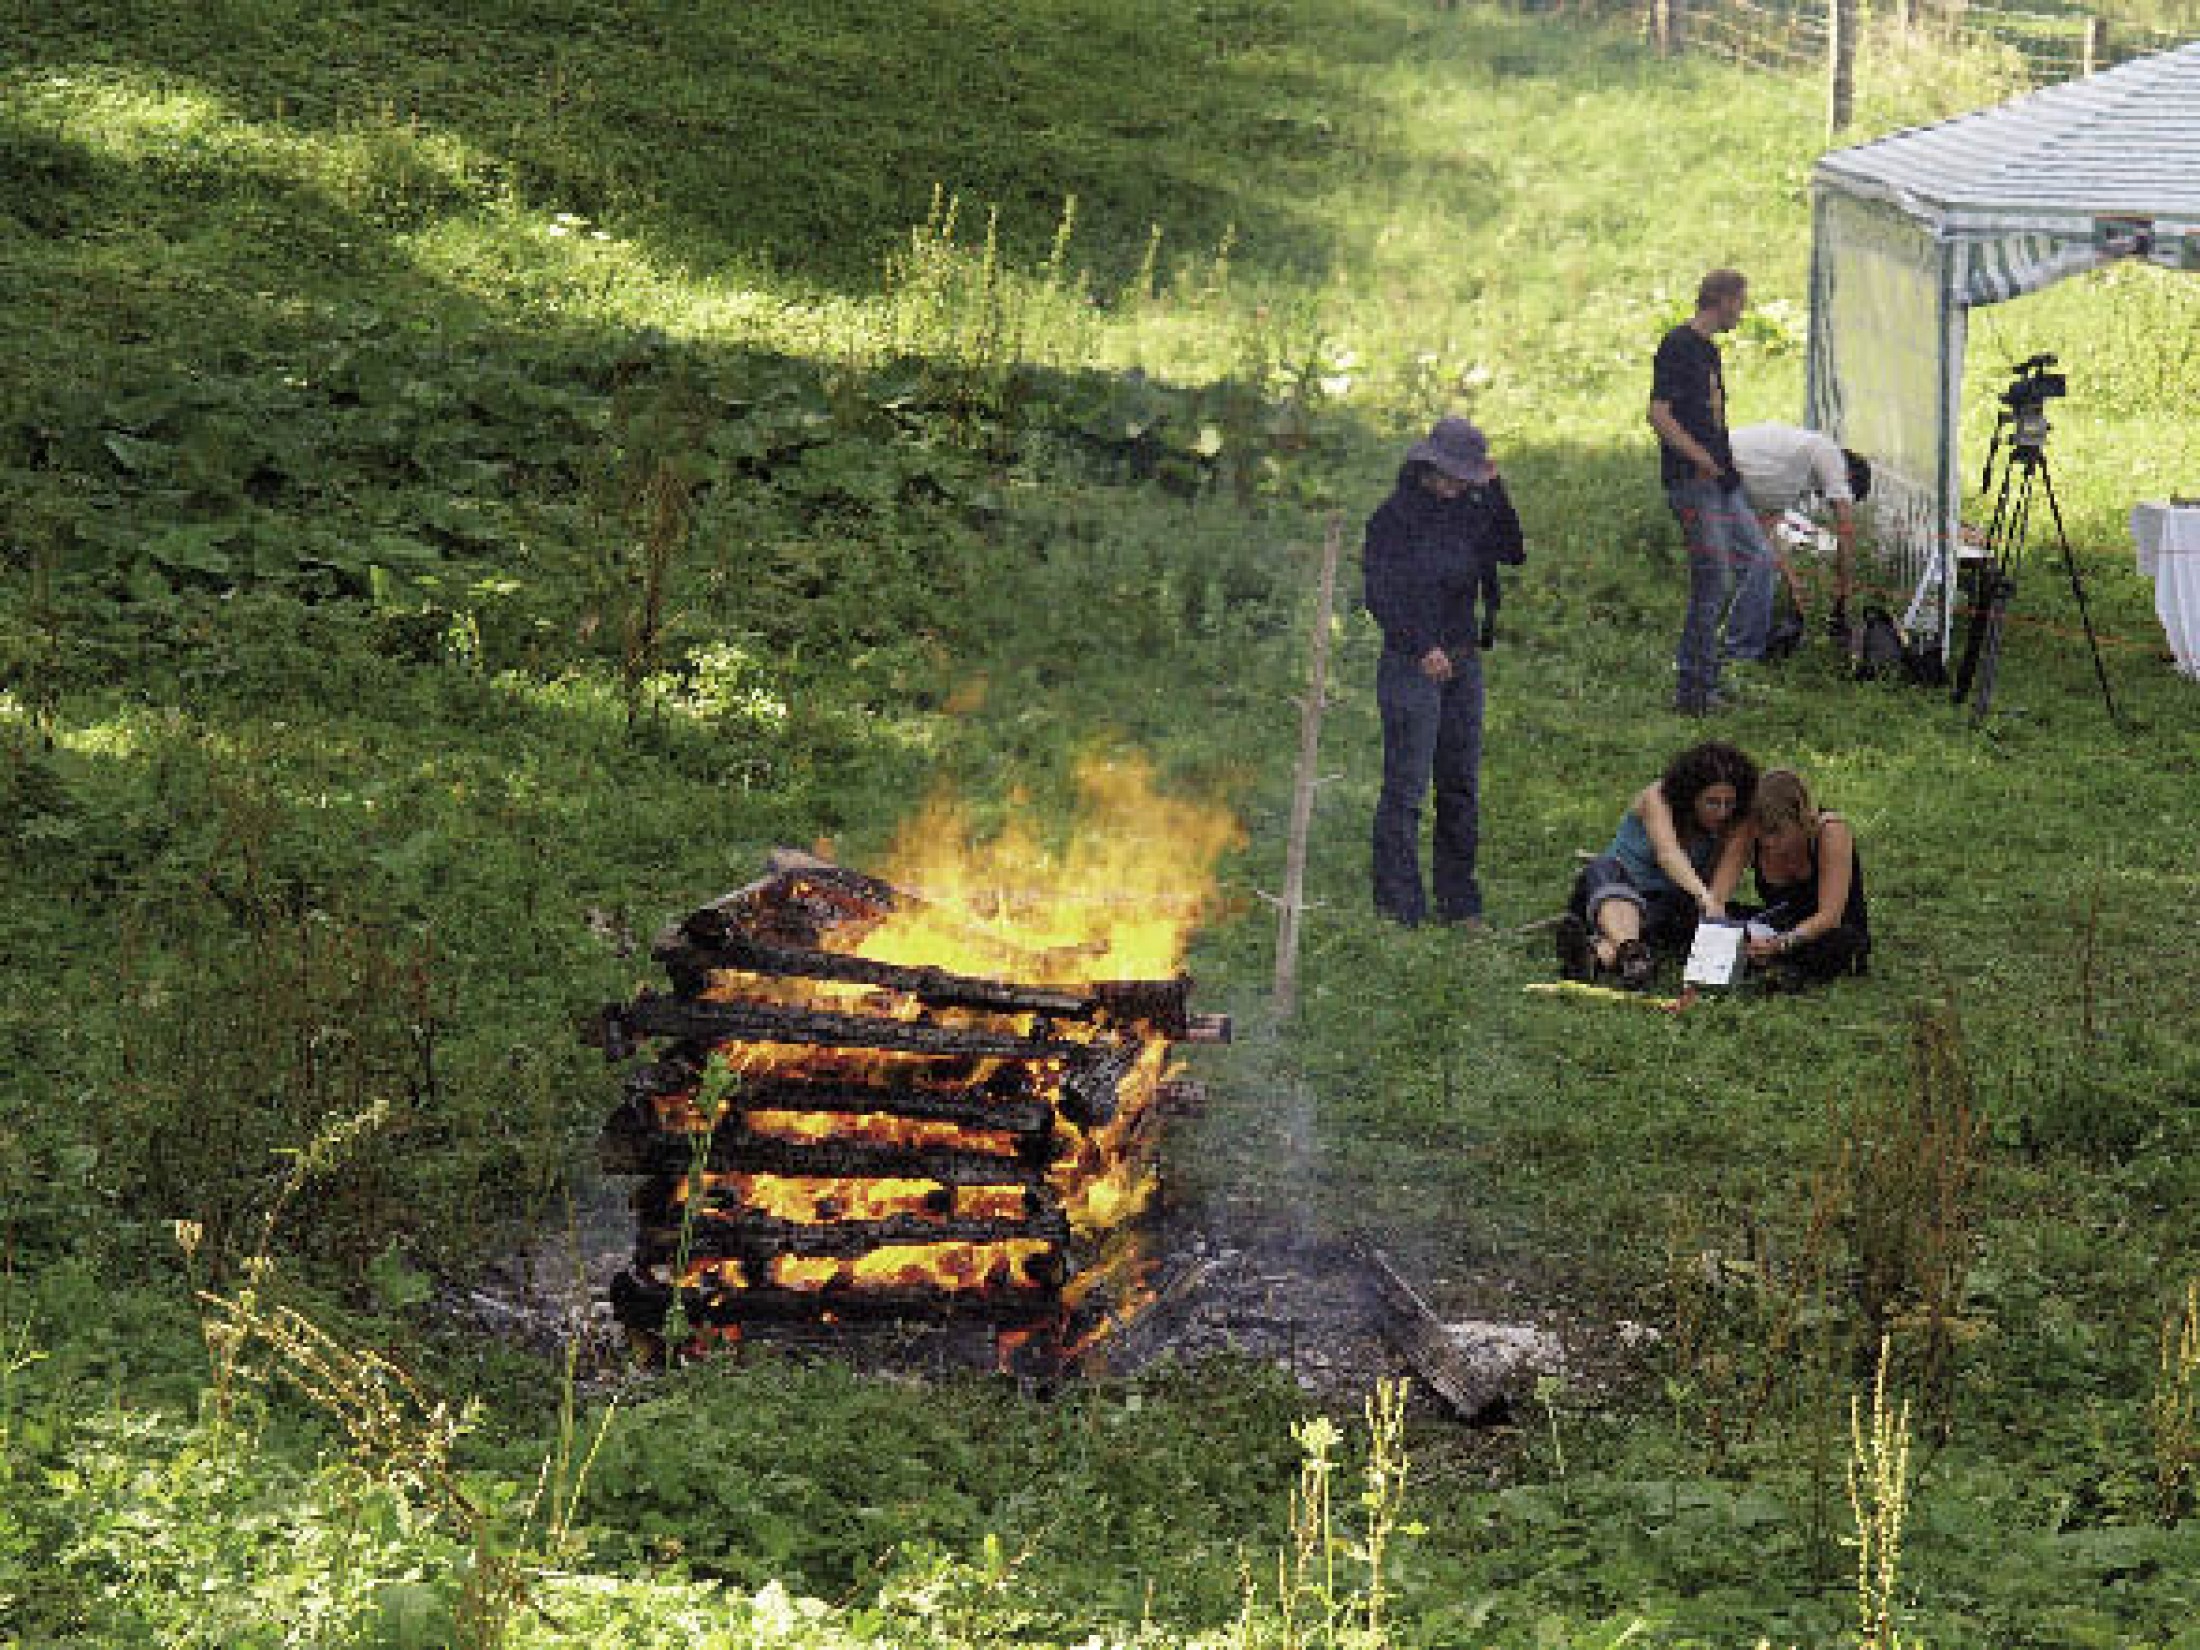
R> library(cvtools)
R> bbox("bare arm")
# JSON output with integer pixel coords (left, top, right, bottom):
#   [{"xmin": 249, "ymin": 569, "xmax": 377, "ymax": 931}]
[
  {"xmin": 1648, "ymin": 401, "xmax": 1720, "ymax": 481},
  {"xmin": 1637, "ymin": 784, "xmax": 1723, "ymax": 915},
  {"xmin": 1707, "ymin": 819, "xmax": 1758, "ymax": 911},
  {"xmin": 1829, "ymin": 499, "xmax": 1858, "ymax": 607},
  {"xmin": 1790, "ymin": 818, "xmax": 1856, "ymax": 945}
]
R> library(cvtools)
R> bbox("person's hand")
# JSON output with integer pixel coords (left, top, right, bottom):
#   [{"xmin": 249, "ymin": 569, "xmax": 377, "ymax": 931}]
[
  {"xmin": 1745, "ymin": 933, "xmax": 1782, "ymax": 961},
  {"xmin": 1692, "ymin": 455, "xmax": 1721, "ymax": 483},
  {"xmin": 1419, "ymin": 646, "xmax": 1454, "ymax": 682},
  {"xmin": 1698, "ymin": 894, "xmax": 1725, "ymax": 922}
]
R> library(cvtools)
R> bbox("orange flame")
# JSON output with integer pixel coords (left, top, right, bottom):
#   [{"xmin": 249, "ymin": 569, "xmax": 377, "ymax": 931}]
[
  {"xmin": 743, "ymin": 1109, "xmax": 1025, "ymax": 1158},
  {"xmin": 771, "ymin": 1241, "xmax": 1056, "ymax": 1294},
  {"xmin": 641, "ymin": 758, "xmax": 1230, "ymax": 1350},
  {"xmin": 853, "ymin": 753, "xmax": 1243, "ymax": 983},
  {"xmin": 677, "ymin": 1174, "xmax": 1033, "ymax": 1226}
]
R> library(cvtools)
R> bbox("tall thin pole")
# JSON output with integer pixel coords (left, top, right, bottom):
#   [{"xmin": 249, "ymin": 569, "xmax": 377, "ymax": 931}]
[
  {"xmin": 1273, "ymin": 513, "xmax": 1343, "ymax": 1020},
  {"xmin": 1827, "ymin": 0, "xmax": 1857, "ymax": 138}
]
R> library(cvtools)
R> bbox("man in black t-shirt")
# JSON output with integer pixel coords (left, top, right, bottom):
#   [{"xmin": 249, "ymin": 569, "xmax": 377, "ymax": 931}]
[{"xmin": 1648, "ymin": 269, "xmax": 1777, "ymax": 714}]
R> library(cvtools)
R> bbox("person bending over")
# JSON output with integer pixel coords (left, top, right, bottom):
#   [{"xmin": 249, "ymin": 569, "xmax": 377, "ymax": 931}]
[
  {"xmin": 1556, "ymin": 740, "xmax": 1759, "ymax": 989},
  {"xmin": 1709, "ymin": 767, "xmax": 1870, "ymax": 988},
  {"xmin": 1729, "ymin": 424, "xmax": 1873, "ymax": 644}
]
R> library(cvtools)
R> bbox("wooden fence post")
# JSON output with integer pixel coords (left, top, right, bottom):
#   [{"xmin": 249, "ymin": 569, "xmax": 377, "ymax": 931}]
[
  {"xmin": 2082, "ymin": 14, "xmax": 2107, "ymax": 74},
  {"xmin": 1271, "ymin": 513, "xmax": 1343, "ymax": 1022},
  {"xmin": 1653, "ymin": 0, "xmax": 1686, "ymax": 56},
  {"xmin": 1827, "ymin": 0, "xmax": 1857, "ymax": 136}
]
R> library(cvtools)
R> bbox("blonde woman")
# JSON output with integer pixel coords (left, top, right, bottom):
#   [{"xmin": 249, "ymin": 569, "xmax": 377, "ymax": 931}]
[{"xmin": 1710, "ymin": 767, "xmax": 1870, "ymax": 987}]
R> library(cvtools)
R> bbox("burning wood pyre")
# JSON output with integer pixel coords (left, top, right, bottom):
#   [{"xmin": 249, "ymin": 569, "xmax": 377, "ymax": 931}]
[{"xmin": 595, "ymin": 847, "xmax": 1229, "ymax": 1370}]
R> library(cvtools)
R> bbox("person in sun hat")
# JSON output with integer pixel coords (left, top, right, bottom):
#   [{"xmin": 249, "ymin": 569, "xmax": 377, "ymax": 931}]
[{"xmin": 1363, "ymin": 416, "xmax": 1525, "ymax": 929}]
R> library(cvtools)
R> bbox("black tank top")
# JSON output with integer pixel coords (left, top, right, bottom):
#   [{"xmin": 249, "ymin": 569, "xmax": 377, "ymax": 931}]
[{"xmin": 1753, "ymin": 815, "xmax": 1868, "ymax": 936}]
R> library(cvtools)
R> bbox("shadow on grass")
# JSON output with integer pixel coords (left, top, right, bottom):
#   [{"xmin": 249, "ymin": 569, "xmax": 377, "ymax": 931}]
[{"xmin": 3, "ymin": 0, "xmax": 1631, "ymax": 295}]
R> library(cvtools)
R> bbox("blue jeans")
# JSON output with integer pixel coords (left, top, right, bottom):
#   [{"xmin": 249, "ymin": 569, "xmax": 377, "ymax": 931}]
[
  {"xmin": 1667, "ymin": 479, "xmax": 1776, "ymax": 706},
  {"xmin": 1372, "ymin": 648, "xmax": 1483, "ymax": 925}
]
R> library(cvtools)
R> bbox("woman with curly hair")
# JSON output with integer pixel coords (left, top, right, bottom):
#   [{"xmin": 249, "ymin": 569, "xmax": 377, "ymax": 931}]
[
  {"xmin": 1708, "ymin": 767, "xmax": 1870, "ymax": 989},
  {"xmin": 1557, "ymin": 740, "xmax": 1759, "ymax": 989}
]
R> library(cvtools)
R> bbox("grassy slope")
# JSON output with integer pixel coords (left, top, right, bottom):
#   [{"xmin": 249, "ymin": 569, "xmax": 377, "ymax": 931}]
[{"xmin": 6, "ymin": 3, "xmax": 2200, "ymax": 1646}]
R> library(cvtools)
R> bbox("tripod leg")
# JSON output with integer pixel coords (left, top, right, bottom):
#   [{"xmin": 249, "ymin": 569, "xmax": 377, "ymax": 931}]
[
  {"xmin": 1954, "ymin": 453, "xmax": 2023, "ymax": 703},
  {"xmin": 2034, "ymin": 462, "xmax": 2121, "ymax": 726},
  {"xmin": 1951, "ymin": 559, "xmax": 1992, "ymax": 703},
  {"xmin": 1969, "ymin": 573, "xmax": 2012, "ymax": 726}
]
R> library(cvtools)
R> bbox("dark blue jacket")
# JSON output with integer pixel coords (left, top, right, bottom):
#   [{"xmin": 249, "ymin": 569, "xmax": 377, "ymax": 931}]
[{"xmin": 1362, "ymin": 468, "xmax": 1524, "ymax": 659}]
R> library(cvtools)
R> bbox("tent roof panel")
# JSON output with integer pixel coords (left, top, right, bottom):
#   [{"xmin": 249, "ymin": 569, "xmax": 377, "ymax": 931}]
[{"xmin": 1815, "ymin": 43, "xmax": 2200, "ymax": 228}]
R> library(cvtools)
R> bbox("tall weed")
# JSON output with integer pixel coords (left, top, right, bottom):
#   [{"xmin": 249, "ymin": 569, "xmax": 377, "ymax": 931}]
[
  {"xmin": 111, "ymin": 775, "xmax": 440, "ymax": 1276},
  {"xmin": 2150, "ymin": 1278, "xmax": 2200, "ymax": 1525},
  {"xmin": 1240, "ymin": 1378, "xmax": 1415, "ymax": 1650},
  {"xmin": 1847, "ymin": 1339, "xmax": 1915, "ymax": 1650},
  {"xmin": 1842, "ymin": 1003, "xmax": 1985, "ymax": 1423}
]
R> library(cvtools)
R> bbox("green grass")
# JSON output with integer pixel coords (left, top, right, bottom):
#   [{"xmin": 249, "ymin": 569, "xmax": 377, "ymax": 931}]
[{"xmin": 8, "ymin": 1, "xmax": 2200, "ymax": 1645}]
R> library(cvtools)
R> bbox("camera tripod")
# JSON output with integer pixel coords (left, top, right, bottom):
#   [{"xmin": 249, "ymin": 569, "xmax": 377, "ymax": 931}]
[{"xmin": 1949, "ymin": 417, "xmax": 2120, "ymax": 729}]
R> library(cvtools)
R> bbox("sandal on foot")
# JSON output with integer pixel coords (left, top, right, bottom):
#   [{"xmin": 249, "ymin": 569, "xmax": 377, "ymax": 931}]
[{"xmin": 1614, "ymin": 938, "xmax": 1655, "ymax": 991}]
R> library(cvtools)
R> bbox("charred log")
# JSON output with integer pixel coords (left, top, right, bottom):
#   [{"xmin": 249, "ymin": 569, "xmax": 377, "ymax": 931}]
[
  {"xmin": 600, "ymin": 1130, "xmax": 1058, "ymax": 1183},
  {"xmin": 663, "ymin": 864, "xmax": 902, "ymax": 957},
  {"xmin": 1357, "ymin": 1244, "xmax": 1515, "ymax": 1424},
  {"xmin": 674, "ymin": 935, "xmax": 1199, "ymax": 1037},
  {"xmin": 620, "ymin": 1065, "xmax": 1058, "ymax": 1136},
  {"xmin": 696, "ymin": 937, "xmax": 1090, "ymax": 1015},
  {"xmin": 634, "ymin": 1209, "xmax": 1072, "ymax": 1266},
  {"xmin": 602, "ymin": 990, "xmax": 1098, "ymax": 1063},
  {"xmin": 1059, "ymin": 1042, "xmax": 1140, "ymax": 1129}
]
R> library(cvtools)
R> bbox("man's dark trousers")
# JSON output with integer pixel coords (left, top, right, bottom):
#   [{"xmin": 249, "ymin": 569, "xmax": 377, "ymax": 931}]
[
  {"xmin": 1372, "ymin": 647, "xmax": 1483, "ymax": 926},
  {"xmin": 1667, "ymin": 476, "xmax": 1775, "ymax": 709}
]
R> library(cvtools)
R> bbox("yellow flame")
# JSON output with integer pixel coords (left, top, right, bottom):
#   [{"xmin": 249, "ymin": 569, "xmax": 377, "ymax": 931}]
[
  {"xmin": 719, "ymin": 1175, "xmax": 946, "ymax": 1224},
  {"xmin": 772, "ymin": 1241, "xmax": 1055, "ymax": 1294},
  {"xmin": 745, "ymin": 1109, "xmax": 1024, "ymax": 1157},
  {"xmin": 853, "ymin": 753, "xmax": 1242, "ymax": 983}
]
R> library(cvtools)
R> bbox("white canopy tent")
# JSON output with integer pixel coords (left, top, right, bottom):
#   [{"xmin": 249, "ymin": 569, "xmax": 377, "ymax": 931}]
[{"xmin": 1804, "ymin": 43, "xmax": 2200, "ymax": 649}]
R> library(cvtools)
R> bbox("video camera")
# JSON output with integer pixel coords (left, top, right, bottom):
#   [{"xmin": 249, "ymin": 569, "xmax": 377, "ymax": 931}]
[
  {"xmin": 1985, "ymin": 353, "xmax": 2066, "ymax": 477},
  {"xmin": 1999, "ymin": 352, "xmax": 2067, "ymax": 413}
]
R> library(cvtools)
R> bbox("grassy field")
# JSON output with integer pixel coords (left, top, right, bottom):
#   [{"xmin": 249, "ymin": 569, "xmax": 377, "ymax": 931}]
[{"xmin": 6, "ymin": 2, "xmax": 2200, "ymax": 1646}]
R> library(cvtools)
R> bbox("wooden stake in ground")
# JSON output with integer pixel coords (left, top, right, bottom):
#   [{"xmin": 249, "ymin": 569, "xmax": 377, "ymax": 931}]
[
  {"xmin": 1272, "ymin": 513, "xmax": 1343, "ymax": 1020},
  {"xmin": 1827, "ymin": 0, "xmax": 1857, "ymax": 137}
]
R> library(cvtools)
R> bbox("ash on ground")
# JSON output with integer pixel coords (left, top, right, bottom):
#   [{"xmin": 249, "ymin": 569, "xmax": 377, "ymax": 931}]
[{"xmin": 448, "ymin": 1176, "xmax": 1570, "ymax": 1424}]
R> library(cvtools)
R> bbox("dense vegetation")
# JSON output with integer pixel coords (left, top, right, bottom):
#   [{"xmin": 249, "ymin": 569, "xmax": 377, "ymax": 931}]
[{"xmin": 5, "ymin": 3, "xmax": 2200, "ymax": 1645}]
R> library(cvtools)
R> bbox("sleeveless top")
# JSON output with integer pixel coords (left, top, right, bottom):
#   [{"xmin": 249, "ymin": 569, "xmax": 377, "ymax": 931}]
[
  {"xmin": 1607, "ymin": 808, "xmax": 1720, "ymax": 896},
  {"xmin": 1753, "ymin": 814, "xmax": 1869, "ymax": 935}
]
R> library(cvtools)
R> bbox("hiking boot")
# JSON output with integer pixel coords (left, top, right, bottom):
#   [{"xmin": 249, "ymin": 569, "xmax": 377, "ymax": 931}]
[
  {"xmin": 1555, "ymin": 912, "xmax": 1594, "ymax": 981},
  {"xmin": 1614, "ymin": 938, "xmax": 1655, "ymax": 991}
]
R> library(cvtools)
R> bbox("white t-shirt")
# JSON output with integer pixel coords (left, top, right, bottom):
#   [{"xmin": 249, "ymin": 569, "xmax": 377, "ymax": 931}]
[{"xmin": 1730, "ymin": 424, "xmax": 1852, "ymax": 515}]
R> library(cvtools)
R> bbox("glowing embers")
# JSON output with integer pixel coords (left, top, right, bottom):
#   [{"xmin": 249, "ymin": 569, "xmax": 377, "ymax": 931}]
[
  {"xmin": 742, "ymin": 1110, "xmax": 1026, "ymax": 1160},
  {"xmin": 595, "ymin": 853, "xmax": 1229, "ymax": 1369},
  {"xmin": 685, "ymin": 1175, "xmax": 1036, "ymax": 1227}
]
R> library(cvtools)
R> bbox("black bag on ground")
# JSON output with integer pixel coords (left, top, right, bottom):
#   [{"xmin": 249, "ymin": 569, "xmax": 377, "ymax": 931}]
[{"xmin": 1851, "ymin": 605, "xmax": 1906, "ymax": 680}]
